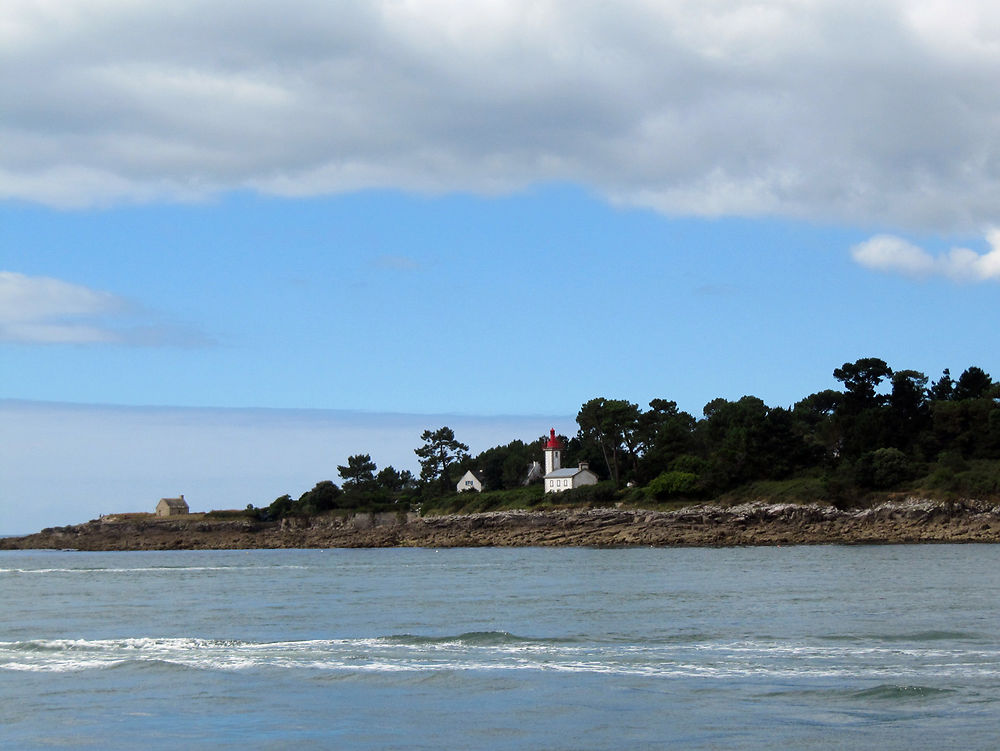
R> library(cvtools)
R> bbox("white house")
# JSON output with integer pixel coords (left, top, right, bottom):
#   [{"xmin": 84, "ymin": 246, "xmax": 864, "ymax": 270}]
[
  {"xmin": 456, "ymin": 469, "xmax": 486, "ymax": 493},
  {"xmin": 545, "ymin": 465, "xmax": 599, "ymax": 493},
  {"xmin": 542, "ymin": 429, "xmax": 599, "ymax": 493}
]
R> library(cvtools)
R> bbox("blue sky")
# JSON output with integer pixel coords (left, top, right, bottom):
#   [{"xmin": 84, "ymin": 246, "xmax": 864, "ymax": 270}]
[{"xmin": 5, "ymin": 1, "xmax": 1000, "ymax": 531}]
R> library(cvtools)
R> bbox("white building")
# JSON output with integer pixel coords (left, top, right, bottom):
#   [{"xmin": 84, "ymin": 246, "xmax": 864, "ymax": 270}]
[
  {"xmin": 456, "ymin": 469, "xmax": 486, "ymax": 493},
  {"xmin": 542, "ymin": 429, "xmax": 599, "ymax": 493}
]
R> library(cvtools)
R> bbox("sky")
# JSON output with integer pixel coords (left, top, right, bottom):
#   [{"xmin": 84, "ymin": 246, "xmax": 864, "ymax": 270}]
[{"xmin": 4, "ymin": 0, "xmax": 1000, "ymax": 532}]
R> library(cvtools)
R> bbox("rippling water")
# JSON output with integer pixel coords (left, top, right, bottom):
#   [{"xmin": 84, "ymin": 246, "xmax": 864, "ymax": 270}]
[{"xmin": 3, "ymin": 545, "xmax": 1000, "ymax": 749}]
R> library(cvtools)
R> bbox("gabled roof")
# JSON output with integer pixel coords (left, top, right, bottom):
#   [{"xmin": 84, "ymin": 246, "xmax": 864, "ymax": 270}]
[
  {"xmin": 545, "ymin": 467, "xmax": 592, "ymax": 479},
  {"xmin": 159, "ymin": 497, "xmax": 188, "ymax": 509},
  {"xmin": 460, "ymin": 469, "xmax": 486, "ymax": 483}
]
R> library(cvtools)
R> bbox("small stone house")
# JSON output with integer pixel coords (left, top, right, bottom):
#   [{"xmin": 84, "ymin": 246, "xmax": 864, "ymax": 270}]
[
  {"xmin": 456, "ymin": 469, "xmax": 486, "ymax": 493},
  {"xmin": 155, "ymin": 495, "xmax": 189, "ymax": 517}
]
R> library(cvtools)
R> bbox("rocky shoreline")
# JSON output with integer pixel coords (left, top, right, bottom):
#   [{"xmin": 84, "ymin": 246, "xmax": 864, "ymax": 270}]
[{"xmin": 4, "ymin": 499, "xmax": 1000, "ymax": 550}]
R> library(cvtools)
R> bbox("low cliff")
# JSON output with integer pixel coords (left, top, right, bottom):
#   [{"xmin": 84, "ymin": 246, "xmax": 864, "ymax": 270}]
[{"xmin": 4, "ymin": 499, "xmax": 1000, "ymax": 550}]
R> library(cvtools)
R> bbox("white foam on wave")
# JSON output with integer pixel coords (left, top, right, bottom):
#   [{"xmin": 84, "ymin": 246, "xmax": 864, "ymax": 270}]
[
  {"xmin": 5, "ymin": 636, "xmax": 1000, "ymax": 679},
  {"xmin": 0, "ymin": 565, "xmax": 311, "ymax": 575}
]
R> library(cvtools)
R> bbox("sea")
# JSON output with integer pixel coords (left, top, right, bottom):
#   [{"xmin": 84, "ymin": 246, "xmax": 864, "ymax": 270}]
[{"xmin": 3, "ymin": 544, "xmax": 1000, "ymax": 750}]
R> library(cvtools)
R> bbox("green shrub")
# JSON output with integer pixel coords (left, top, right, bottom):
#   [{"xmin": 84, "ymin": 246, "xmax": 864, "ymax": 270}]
[
  {"xmin": 646, "ymin": 471, "xmax": 699, "ymax": 500},
  {"xmin": 669, "ymin": 455, "xmax": 709, "ymax": 474},
  {"xmin": 948, "ymin": 462, "xmax": 1000, "ymax": 495},
  {"xmin": 556, "ymin": 481, "xmax": 617, "ymax": 506},
  {"xmin": 855, "ymin": 447, "xmax": 913, "ymax": 489},
  {"xmin": 419, "ymin": 485, "xmax": 546, "ymax": 515},
  {"xmin": 203, "ymin": 509, "xmax": 255, "ymax": 520},
  {"xmin": 937, "ymin": 450, "xmax": 968, "ymax": 473},
  {"xmin": 617, "ymin": 486, "xmax": 648, "ymax": 507}
]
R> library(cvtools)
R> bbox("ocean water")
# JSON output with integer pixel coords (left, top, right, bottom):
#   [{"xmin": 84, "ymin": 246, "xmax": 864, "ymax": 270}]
[{"xmin": 3, "ymin": 545, "xmax": 1000, "ymax": 749}]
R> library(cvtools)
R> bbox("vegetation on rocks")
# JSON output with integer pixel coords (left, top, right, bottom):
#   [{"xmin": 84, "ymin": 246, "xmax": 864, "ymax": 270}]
[
  {"xmin": 12, "ymin": 357, "xmax": 1000, "ymax": 550},
  {"xmin": 234, "ymin": 357, "xmax": 1000, "ymax": 521}
]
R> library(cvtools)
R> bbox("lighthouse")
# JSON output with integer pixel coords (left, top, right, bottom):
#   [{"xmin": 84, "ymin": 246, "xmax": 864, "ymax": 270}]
[
  {"xmin": 544, "ymin": 428, "xmax": 562, "ymax": 475},
  {"xmin": 542, "ymin": 428, "xmax": 598, "ymax": 494}
]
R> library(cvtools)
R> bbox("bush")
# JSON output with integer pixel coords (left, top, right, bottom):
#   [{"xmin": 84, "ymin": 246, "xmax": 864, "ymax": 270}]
[
  {"xmin": 616, "ymin": 485, "xmax": 648, "ymax": 507},
  {"xmin": 855, "ymin": 447, "xmax": 912, "ymax": 489},
  {"xmin": 419, "ymin": 485, "xmax": 546, "ymax": 515},
  {"xmin": 949, "ymin": 461, "xmax": 1000, "ymax": 496},
  {"xmin": 556, "ymin": 481, "xmax": 617, "ymax": 506},
  {"xmin": 203, "ymin": 509, "xmax": 255, "ymax": 520},
  {"xmin": 936, "ymin": 450, "xmax": 968, "ymax": 473},
  {"xmin": 669, "ymin": 455, "xmax": 709, "ymax": 474},
  {"xmin": 646, "ymin": 471, "xmax": 699, "ymax": 500}
]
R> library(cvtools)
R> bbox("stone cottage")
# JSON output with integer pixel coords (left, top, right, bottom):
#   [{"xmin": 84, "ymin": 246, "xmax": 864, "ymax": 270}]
[{"xmin": 155, "ymin": 495, "xmax": 189, "ymax": 517}]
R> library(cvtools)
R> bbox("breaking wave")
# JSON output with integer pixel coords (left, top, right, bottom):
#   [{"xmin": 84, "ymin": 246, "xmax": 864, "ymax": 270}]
[
  {"xmin": 5, "ymin": 634, "xmax": 1000, "ymax": 679},
  {"xmin": 0, "ymin": 565, "xmax": 311, "ymax": 575},
  {"xmin": 848, "ymin": 684, "xmax": 956, "ymax": 700}
]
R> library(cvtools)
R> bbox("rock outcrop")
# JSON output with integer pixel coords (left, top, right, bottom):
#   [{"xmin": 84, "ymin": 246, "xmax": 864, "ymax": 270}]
[{"xmin": 4, "ymin": 499, "xmax": 1000, "ymax": 550}]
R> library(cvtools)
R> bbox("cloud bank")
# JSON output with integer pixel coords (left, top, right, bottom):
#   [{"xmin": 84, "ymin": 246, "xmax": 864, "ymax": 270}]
[
  {"xmin": 0, "ymin": 271, "xmax": 210, "ymax": 345},
  {"xmin": 0, "ymin": 401, "xmax": 568, "ymax": 533},
  {"xmin": 851, "ymin": 230, "xmax": 1000, "ymax": 281},
  {"xmin": 3, "ymin": 0, "xmax": 1000, "ymax": 230}
]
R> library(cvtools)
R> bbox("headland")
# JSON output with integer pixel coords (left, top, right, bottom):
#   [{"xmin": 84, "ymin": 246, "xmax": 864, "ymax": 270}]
[{"xmin": 4, "ymin": 498, "xmax": 1000, "ymax": 550}]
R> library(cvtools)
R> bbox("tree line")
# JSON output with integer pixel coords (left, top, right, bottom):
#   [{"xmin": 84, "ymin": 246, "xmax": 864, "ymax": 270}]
[{"xmin": 252, "ymin": 358, "xmax": 1000, "ymax": 519}]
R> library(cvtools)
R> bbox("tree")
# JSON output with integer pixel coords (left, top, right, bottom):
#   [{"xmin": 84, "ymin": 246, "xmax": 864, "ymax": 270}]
[
  {"xmin": 415, "ymin": 427, "xmax": 469, "ymax": 493},
  {"xmin": 954, "ymin": 366, "xmax": 993, "ymax": 401},
  {"xmin": 929, "ymin": 368, "xmax": 955, "ymax": 401},
  {"xmin": 886, "ymin": 370, "xmax": 930, "ymax": 452},
  {"xmin": 266, "ymin": 494, "xmax": 294, "ymax": 519},
  {"xmin": 792, "ymin": 389, "xmax": 843, "ymax": 461},
  {"xmin": 889, "ymin": 370, "xmax": 928, "ymax": 416},
  {"xmin": 635, "ymin": 399, "xmax": 696, "ymax": 483},
  {"xmin": 297, "ymin": 480, "xmax": 341, "ymax": 514},
  {"xmin": 833, "ymin": 357, "xmax": 893, "ymax": 413},
  {"xmin": 830, "ymin": 358, "xmax": 896, "ymax": 458},
  {"xmin": 338, "ymin": 453, "xmax": 377, "ymax": 491},
  {"xmin": 699, "ymin": 396, "xmax": 767, "ymax": 487},
  {"xmin": 376, "ymin": 466, "xmax": 416, "ymax": 493},
  {"xmin": 576, "ymin": 398, "xmax": 641, "ymax": 487}
]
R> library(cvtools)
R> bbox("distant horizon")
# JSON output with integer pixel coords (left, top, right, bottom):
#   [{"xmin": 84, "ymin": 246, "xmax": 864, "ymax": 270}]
[{"xmin": 0, "ymin": 399, "xmax": 575, "ymax": 534}]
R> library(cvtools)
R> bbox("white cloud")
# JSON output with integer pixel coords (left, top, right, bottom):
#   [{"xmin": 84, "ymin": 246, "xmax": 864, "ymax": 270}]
[
  {"xmin": 0, "ymin": 271, "xmax": 123, "ymax": 343},
  {"xmin": 851, "ymin": 229, "xmax": 1000, "ymax": 281},
  {"xmin": 0, "ymin": 271, "xmax": 211, "ymax": 345},
  {"xmin": 849, "ymin": 235, "xmax": 937, "ymax": 277},
  {"xmin": 3, "ymin": 0, "xmax": 1000, "ymax": 230}
]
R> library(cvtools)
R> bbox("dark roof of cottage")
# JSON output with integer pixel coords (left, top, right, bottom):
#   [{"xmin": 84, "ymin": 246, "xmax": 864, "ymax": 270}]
[{"xmin": 158, "ymin": 497, "xmax": 188, "ymax": 508}]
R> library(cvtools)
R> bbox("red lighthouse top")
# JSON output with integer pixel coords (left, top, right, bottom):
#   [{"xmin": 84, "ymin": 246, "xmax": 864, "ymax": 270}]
[{"xmin": 545, "ymin": 428, "xmax": 562, "ymax": 449}]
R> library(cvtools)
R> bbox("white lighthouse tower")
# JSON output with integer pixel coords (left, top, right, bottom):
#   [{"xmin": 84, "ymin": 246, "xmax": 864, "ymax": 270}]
[{"xmin": 544, "ymin": 428, "xmax": 562, "ymax": 475}]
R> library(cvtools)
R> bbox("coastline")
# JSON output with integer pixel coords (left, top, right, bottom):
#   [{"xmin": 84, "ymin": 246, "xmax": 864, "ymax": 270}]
[{"xmin": 3, "ymin": 499, "xmax": 1000, "ymax": 550}]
